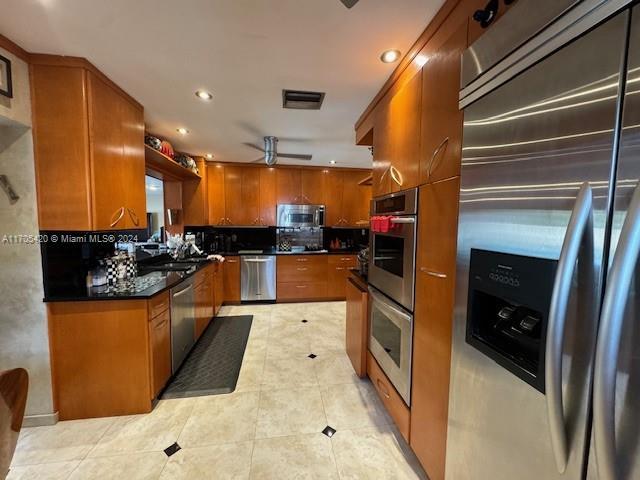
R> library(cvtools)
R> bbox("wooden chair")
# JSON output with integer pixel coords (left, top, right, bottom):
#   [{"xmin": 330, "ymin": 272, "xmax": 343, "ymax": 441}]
[{"xmin": 0, "ymin": 368, "xmax": 28, "ymax": 479}]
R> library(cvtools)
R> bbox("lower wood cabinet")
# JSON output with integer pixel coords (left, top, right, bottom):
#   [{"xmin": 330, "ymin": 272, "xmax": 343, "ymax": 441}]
[
  {"xmin": 345, "ymin": 273, "xmax": 368, "ymax": 377},
  {"xmin": 223, "ymin": 256, "xmax": 241, "ymax": 303},
  {"xmin": 327, "ymin": 255, "xmax": 357, "ymax": 298},
  {"xmin": 276, "ymin": 255, "xmax": 328, "ymax": 301},
  {"xmin": 214, "ymin": 262, "xmax": 224, "ymax": 314},
  {"xmin": 149, "ymin": 305, "xmax": 171, "ymax": 399},
  {"xmin": 367, "ymin": 351, "xmax": 411, "ymax": 442},
  {"xmin": 194, "ymin": 265, "xmax": 215, "ymax": 339}
]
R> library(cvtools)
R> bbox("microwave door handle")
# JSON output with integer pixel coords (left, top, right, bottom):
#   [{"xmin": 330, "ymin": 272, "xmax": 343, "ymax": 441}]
[
  {"xmin": 594, "ymin": 182, "xmax": 640, "ymax": 480},
  {"xmin": 545, "ymin": 181, "xmax": 594, "ymax": 474},
  {"xmin": 314, "ymin": 209, "xmax": 319, "ymax": 226}
]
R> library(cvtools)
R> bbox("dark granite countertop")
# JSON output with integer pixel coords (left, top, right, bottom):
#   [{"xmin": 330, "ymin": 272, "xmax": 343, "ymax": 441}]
[
  {"xmin": 221, "ymin": 248, "xmax": 361, "ymax": 256},
  {"xmin": 43, "ymin": 260, "xmax": 217, "ymax": 303}
]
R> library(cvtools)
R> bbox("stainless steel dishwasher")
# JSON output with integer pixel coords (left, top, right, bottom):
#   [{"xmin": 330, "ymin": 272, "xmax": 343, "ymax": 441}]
[
  {"xmin": 170, "ymin": 277, "xmax": 196, "ymax": 372},
  {"xmin": 241, "ymin": 255, "xmax": 276, "ymax": 302}
]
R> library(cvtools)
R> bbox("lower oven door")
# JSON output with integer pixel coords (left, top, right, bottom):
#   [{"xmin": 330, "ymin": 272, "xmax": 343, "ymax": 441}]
[{"xmin": 368, "ymin": 286, "xmax": 413, "ymax": 405}]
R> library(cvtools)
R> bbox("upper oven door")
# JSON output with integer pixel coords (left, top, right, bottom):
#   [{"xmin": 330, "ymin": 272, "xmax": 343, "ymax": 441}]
[
  {"xmin": 371, "ymin": 188, "xmax": 418, "ymax": 216},
  {"xmin": 277, "ymin": 204, "xmax": 324, "ymax": 227},
  {"xmin": 369, "ymin": 216, "xmax": 416, "ymax": 311}
]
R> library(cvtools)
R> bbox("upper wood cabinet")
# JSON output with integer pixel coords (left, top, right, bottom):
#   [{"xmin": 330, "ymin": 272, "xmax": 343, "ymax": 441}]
[
  {"xmin": 301, "ymin": 169, "xmax": 325, "ymax": 204},
  {"xmin": 420, "ymin": 23, "xmax": 466, "ymax": 184},
  {"xmin": 324, "ymin": 169, "xmax": 371, "ymax": 227},
  {"xmin": 276, "ymin": 168, "xmax": 302, "ymax": 205},
  {"xmin": 207, "ymin": 164, "xmax": 226, "ymax": 225},
  {"xmin": 31, "ymin": 59, "xmax": 146, "ymax": 231},
  {"xmin": 259, "ymin": 167, "xmax": 277, "ymax": 226},
  {"xmin": 388, "ymin": 70, "xmax": 422, "ymax": 192},
  {"xmin": 183, "ymin": 158, "xmax": 209, "ymax": 226},
  {"xmin": 371, "ymin": 71, "xmax": 422, "ymax": 196},
  {"xmin": 223, "ymin": 166, "xmax": 245, "ymax": 225}
]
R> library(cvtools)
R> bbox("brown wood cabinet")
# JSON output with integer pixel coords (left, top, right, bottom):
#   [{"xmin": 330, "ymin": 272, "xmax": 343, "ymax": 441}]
[
  {"xmin": 194, "ymin": 265, "xmax": 214, "ymax": 339},
  {"xmin": 372, "ymin": 97, "xmax": 392, "ymax": 197},
  {"xmin": 323, "ymin": 170, "xmax": 371, "ymax": 227},
  {"xmin": 31, "ymin": 58, "xmax": 146, "ymax": 231},
  {"xmin": 47, "ymin": 299, "xmax": 154, "ymax": 420},
  {"xmin": 367, "ymin": 352, "xmax": 410, "ymax": 442},
  {"xmin": 183, "ymin": 158, "xmax": 209, "ymax": 225},
  {"xmin": 149, "ymin": 304, "xmax": 171, "ymax": 399},
  {"xmin": 207, "ymin": 164, "xmax": 226, "ymax": 225},
  {"xmin": 259, "ymin": 167, "xmax": 277, "ymax": 225},
  {"xmin": 213, "ymin": 261, "xmax": 224, "ymax": 315},
  {"xmin": 323, "ymin": 170, "xmax": 344, "ymax": 227},
  {"xmin": 276, "ymin": 168, "xmax": 302, "ymax": 205},
  {"xmin": 420, "ymin": 23, "xmax": 466, "ymax": 184},
  {"xmin": 327, "ymin": 255, "xmax": 357, "ymax": 298},
  {"xmin": 223, "ymin": 256, "xmax": 241, "ymax": 303},
  {"xmin": 276, "ymin": 255, "xmax": 328, "ymax": 301},
  {"xmin": 345, "ymin": 273, "xmax": 368, "ymax": 377},
  {"xmin": 410, "ymin": 177, "xmax": 460, "ymax": 480},
  {"xmin": 301, "ymin": 169, "xmax": 325, "ymax": 204}
]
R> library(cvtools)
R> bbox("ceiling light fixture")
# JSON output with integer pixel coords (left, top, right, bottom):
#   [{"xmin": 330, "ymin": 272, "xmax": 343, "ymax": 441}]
[
  {"xmin": 205, "ymin": 153, "xmax": 214, "ymax": 160},
  {"xmin": 177, "ymin": 127, "xmax": 189, "ymax": 135},
  {"xmin": 330, "ymin": 160, "xmax": 336, "ymax": 165},
  {"xmin": 195, "ymin": 90, "xmax": 213, "ymax": 101},
  {"xmin": 380, "ymin": 49, "xmax": 401, "ymax": 63}
]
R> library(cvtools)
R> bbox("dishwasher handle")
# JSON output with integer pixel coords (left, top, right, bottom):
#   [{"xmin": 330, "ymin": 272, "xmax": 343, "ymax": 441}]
[{"xmin": 172, "ymin": 283, "xmax": 194, "ymax": 298}]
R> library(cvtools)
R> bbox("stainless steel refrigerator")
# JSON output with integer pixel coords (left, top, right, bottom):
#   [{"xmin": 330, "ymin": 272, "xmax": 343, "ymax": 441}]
[{"xmin": 446, "ymin": 1, "xmax": 640, "ymax": 479}]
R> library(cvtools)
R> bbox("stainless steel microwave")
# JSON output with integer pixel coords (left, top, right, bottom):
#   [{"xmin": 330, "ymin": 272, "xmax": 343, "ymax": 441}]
[{"xmin": 277, "ymin": 204, "xmax": 325, "ymax": 228}]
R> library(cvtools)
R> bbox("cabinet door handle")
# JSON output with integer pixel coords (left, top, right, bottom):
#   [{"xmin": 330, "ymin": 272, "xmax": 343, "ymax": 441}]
[
  {"xmin": 419, "ymin": 267, "xmax": 447, "ymax": 278},
  {"xmin": 219, "ymin": 217, "xmax": 225, "ymax": 225},
  {"xmin": 110, "ymin": 207, "xmax": 125, "ymax": 227},
  {"xmin": 380, "ymin": 167, "xmax": 390, "ymax": 184},
  {"xmin": 389, "ymin": 166, "xmax": 403, "ymax": 186},
  {"xmin": 127, "ymin": 208, "xmax": 140, "ymax": 226},
  {"xmin": 336, "ymin": 267, "xmax": 344, "ymax": 271},
  {"xmin": 154, "ymin": 318, "xmax": 168, "ymax": 330},
  {"xmin": 428, "ymin": 137, "xmax": 450, "ymax": 179},
  {"xmin": 227, "ymin": 259, "xmax": 238, "ymax": 263},
  {"xmin": 376, "ymin": 378, "xmax": 390, "ymax": 399},
  {"xmin": 340, "ymin": 257, "xmax": 352, "ymax": 261},
  {"xmin": 226, "ymin": 218, "xmax": 232, "ymax": 225},
  {"xmin": 297, "ymin": 267, "xmax": 308, "ymax": 271}
]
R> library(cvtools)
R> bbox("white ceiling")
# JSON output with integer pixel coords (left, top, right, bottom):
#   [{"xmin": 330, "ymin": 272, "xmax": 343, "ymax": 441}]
[{"xmin": 1, "ymin": 0, "xmax": 445, "ymax": 167}]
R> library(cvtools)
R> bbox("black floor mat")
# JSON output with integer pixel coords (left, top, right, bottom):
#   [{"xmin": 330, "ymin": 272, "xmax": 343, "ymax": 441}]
[{"xmin": 161, "ymin": 315, "xmax": 253, "ymax": 399}]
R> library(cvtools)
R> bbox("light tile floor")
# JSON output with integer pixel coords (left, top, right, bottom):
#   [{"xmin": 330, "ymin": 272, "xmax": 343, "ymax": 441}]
[{"xmin": 8, "ymin": 302, "xmax": 426, "ymax": 480}]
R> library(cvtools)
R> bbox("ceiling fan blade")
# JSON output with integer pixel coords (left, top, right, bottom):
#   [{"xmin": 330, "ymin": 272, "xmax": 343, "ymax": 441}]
[
  {"xmin": 278, "ymin": 153, "xmax": 313, "ymax": 161},
  {"xmin": 339, "ymin": 0, "xmax": 359, "ymax": 8},
  {"xmin": 243, "ymin": 142, "xmax": 265, "ymax": 153}
]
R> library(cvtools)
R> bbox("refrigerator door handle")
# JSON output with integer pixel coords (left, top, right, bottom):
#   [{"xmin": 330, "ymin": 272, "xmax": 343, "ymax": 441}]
[
  {"xmin": 546, "ymin": 181, "xmax": 594, "ymax": 474},
  {"xmin": 593, "ymin": 182, "xmax": 640, "ymax": 480}
]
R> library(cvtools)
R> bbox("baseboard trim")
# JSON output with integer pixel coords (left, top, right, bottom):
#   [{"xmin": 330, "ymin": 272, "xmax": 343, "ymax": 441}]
[{"xmin": 23, "ymin": 411, "xmax": 59, "ymax": 427}]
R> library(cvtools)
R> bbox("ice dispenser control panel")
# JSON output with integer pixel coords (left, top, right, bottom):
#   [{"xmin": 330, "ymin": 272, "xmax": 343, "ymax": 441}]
[{"xmin": 465, "ymin": 248, "xmax": 557, "ymax": 393}]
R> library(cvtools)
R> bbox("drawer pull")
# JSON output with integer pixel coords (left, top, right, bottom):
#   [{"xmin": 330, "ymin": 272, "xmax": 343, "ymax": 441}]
[
  {"xmin": 420, "ymin": 267, "xmax": 447, "ymax": 279},
  {"xmin": 227, "ymin": 259, "xmax": 238, "ymax": 263},
  {"xmin": 376, "ymin": 378, "xmax": 390, "ymax": 399},
  {"xmin": 297, "ymin": 267, "xmax": 308, "ymax": 271},
  {"xmin": 297, "ymin": 258, "xmax": 308, "ymax": 262},
  {"xmin": 336, "ymin": 267, "xmax": 344, "ymax": 271},
  {"xmin": 340, "ymin": 257, "xmax": 352, "ymax": 261},
  {"xmin": 296, "ymin": 285, "xmax": 307, "ymax": 289}
]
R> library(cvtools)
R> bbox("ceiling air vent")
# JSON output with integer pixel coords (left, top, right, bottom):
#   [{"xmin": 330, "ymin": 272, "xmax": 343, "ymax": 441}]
[{"xmin": 282, "ymin": 89, "xmax": 325, "ymax": 110}]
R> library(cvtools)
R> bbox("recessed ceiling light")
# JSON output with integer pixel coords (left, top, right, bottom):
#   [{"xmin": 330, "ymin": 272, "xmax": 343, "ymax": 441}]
[
  {"xmin": 380, "ymin": 49, "xmax": 401, "ymax": 63},
  {"xmin": 195, "ymin": 90, "xmax": 213, "ymax": 101},
  {"xmin": 205, "ymin": 153, "xmax": 214, "ymax": 160},
  {"xmin": 177, "ymin": 127, "xmax": 189, "ymax": 135},
  {"xmin": 330, "ymin": 160, "xmax": 336, "ymax": 165}
]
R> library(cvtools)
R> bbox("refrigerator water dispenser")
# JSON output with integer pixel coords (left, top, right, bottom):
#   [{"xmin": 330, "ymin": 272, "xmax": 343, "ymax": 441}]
[{"xmin": 466, "ymin": 249, "xmax": 557, "ymax": 392}]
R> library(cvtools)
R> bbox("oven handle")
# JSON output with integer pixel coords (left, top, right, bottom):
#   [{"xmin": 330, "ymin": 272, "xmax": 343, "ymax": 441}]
[
  {"xmin": 368, "ymin": 287, "xmax": 412, "ymax": 323},
  {"xmin": 390, "ymin": 217, "xmax": 415, "ymax": 224}
]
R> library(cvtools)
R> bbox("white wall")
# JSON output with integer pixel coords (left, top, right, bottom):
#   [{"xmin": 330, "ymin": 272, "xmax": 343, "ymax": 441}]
[{"xmin": 0, "ymin": 46, "xmax": 55, "ymax": 424}]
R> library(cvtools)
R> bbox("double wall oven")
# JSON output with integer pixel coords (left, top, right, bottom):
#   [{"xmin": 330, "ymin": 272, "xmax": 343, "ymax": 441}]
[{"xmin": 368, "ymin": 188, "xmax": 418, "ymax": 405}]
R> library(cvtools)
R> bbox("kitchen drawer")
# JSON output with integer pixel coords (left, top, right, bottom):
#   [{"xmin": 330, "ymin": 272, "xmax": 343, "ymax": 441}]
[
  {"xmin": 367, "ymin": 351, "xmax": 410, "ymax": 442},
  {"xmin": 328, "ymin": 254, "xmax": 357, "ymax": 266},
  {"xmin": 148, "ymin": 291, "xmax": 170, "ymax": 319},
  {"xmin": 277, "ymin": 256, "xmax": 328, "ymax": 283},
  {"xmin": 277, "ymin": 282, "xmax": 328, "ymax": 301}
]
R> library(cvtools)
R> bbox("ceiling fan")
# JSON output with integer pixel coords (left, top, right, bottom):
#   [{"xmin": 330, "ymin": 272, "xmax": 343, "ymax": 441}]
[
  {"xmin": 246, "ymin": 136, "xmax": 312, "ymax": 166},
  {"xmin": 339, "ymin": 0, "xmax": 359, "ymax": 8}
]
